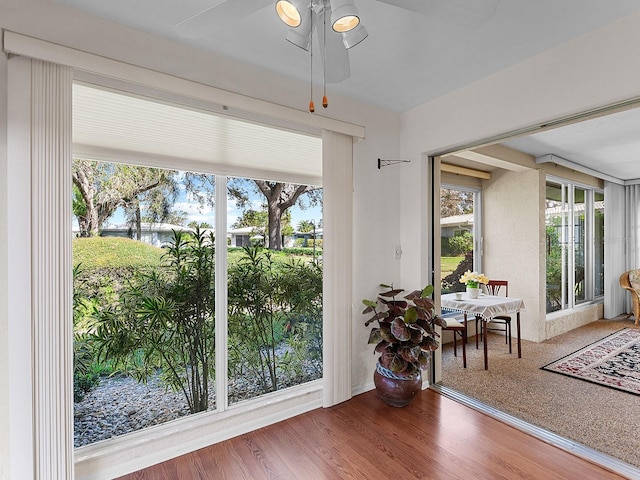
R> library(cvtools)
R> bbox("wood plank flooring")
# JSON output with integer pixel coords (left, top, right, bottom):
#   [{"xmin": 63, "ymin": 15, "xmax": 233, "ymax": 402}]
[{"xmin": 117, "ymin": 389, "xmax": 626, "ymax": 480}]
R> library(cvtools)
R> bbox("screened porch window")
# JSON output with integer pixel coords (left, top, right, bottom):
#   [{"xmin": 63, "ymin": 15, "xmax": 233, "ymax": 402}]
[{"xmin": 545, "ymin": 179, "xmax": 604, "ymax": 313}]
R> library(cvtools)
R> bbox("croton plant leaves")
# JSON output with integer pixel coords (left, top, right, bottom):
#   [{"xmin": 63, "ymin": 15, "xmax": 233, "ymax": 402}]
[
  {"xmin": 389, "ymin": 354, "xmax": 408, "ymax": 373},
  {"xmin": 417, "ymin": 351, "xmax": 430, "ymax": 370},
  {"xmin": 364, "ymin": 311, "xmax": 388, "ymax": 326},
  {"xmin": 420, "ymin": 336, "xmax": 439, "ymax": 352},
  {"xmin": 432, "ymin": 315, "xmax": 447, "ymax": 328},
  {"xmin": 375, "ymin": 340, "xmax": 390, "ymax": 353},
  {"xmin": 421, "ymin": 285, "xmax": 434, "ymax": 297},
  {"xmin": 399, "ymin": 345, "xmax": 421, "ymax": 364},
  {"xmin": 363, "ymin": 284, "xmax": 439, "ymax": 375},
  {"xmin": 368, "ymin": 327, "xmax": 382, "ymax": 344},
  {"xmin": 390, "ymin": 317, "xmax": 410, "ymax": 341},
  {"xmin": 413, "ymin": 297, "xmax": 434, "ymax": 311},
  {"xmin": 403, "ymin": 306, "xmax": 418, "ymax": 324},
  {"xmin": 408, "ymin": 325, "xmax": 423, "ymax": 343},
  {"xmin": 416, "ymin": 318, "xmax": 435, "ymax": 334},
  {"xmin": 379, "ymin": 323, "xmax": 396, "ymax": 343},
  {"xmin": 378, "ymin": 288, "xmax": 404, "ymax": 298}
]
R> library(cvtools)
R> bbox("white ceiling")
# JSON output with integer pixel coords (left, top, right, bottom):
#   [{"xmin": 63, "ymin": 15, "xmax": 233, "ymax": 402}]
[
  {"xmin": 53, "ymin": 0, "xmax": 640, "ymax": 112},
  {"xmin": 503, "ymin": 108, "xmax": 640, "ymax": 183},
  {"xmin": 52, "ymin": 0, "xmax": 640, "ymax": 182}
]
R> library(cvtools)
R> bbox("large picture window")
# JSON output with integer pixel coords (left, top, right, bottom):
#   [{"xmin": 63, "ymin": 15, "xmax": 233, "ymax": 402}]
[
  {"xmin": 545, "ymin": 178, "xmax": 604, "ymax": 313},
  {"xmin": 8, "ymin": 51, "xmax": 355, "ymax": 478},
  {"xmin": 71, "ymin": 84, "xmax": 324, "ymax": 447}
]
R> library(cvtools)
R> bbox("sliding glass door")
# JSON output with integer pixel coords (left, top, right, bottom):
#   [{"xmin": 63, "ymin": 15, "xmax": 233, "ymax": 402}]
[{"xmin": 545, "ymin": 178, "xmax": 604, "ymax": 313}]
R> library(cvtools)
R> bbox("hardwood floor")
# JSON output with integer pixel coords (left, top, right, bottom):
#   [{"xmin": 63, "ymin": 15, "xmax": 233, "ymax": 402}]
[{"xmin": 118, "ymin": 389, "xmax": 625, "ymax": 480}]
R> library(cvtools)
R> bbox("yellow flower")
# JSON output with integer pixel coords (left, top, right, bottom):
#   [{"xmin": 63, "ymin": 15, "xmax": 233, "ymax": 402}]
[{"xmin": 459, "ymin": 270, "xmax": 489, "ymax": 287}]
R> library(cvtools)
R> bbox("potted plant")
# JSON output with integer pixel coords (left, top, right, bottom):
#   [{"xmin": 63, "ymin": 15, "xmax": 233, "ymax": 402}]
[
  {"xmin": 459, "ymin": 270, "xmax": 489, "ymax": 299},
  {"xmin": 362, "ymin": 284, "xmax": 444, "ymax": 407}
]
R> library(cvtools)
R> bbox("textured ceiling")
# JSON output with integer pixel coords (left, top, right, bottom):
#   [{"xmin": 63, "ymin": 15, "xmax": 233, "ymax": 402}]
[{"xmin": 54, "ymin": 0, "xmax": 640, "ymax": 112}]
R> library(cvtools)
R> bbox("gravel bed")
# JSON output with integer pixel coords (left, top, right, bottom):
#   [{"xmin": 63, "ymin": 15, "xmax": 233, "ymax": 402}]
[
  {"xmin": 74, "ymin": 375, "xmax": 191, "ymax": 448},
  {"xmin": 74, "ymin": 367, "xmax": 321, "ymax": 448}
]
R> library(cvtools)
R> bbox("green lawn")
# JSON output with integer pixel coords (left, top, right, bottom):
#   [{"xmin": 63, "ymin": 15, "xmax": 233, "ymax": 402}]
[
  {"xmin": 73, "ymin": 236, "xmax": 164, "ymax": 270},
  {"xmin": 74, "ymin": 237, "xmax": 317, "ymax": 272},
  {"xmin": 441, "ymin": 256, "xmax": 464, "ymax": 279}
]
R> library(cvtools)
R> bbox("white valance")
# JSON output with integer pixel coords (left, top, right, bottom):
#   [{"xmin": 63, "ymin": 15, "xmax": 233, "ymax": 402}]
[{"xmin": 3, "ymin": 31, "xmax": 365, "ymax": 140}]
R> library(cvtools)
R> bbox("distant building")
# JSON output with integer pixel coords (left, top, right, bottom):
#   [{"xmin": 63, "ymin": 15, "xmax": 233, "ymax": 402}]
[
  {"xmin": 292, "ymin": 228, "xmax": 323, "ymax": 247},
  {"xmin": 440, "ymin": 214, "xmax": 473, "ymax": 238},
  {"xmin": 228, "ymin": 226, "xmax": 264, "ymax": 247},
  {"xmin": 98, "ymin": 222, "xmax": 199, "ymax": 248}
]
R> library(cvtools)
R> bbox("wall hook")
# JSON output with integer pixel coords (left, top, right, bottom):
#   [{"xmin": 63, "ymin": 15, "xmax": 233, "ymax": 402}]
[{"xmin": 378, "ymin": 158, "xmax": 411, "ymax": 169}]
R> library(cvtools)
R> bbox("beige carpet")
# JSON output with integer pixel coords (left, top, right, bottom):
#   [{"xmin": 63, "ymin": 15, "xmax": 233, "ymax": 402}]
[{"xmin": 440, "ymin": 317, "xmax": 640, "ymax": 469}]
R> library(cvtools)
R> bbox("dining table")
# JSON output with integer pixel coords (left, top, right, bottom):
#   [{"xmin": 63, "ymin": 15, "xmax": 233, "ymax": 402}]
[{"xmin": 441, "ymin": 292, "xmax": 525, "ymax": 369}]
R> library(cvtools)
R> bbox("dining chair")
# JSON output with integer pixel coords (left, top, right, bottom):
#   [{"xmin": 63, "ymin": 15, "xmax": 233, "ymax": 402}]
[
  {"xmin": 441, "ymin": 312, "xmax": 467, "ymax": 368},
  {"xmin": 475, "ymin": 280, "xmax": 512, "ymax": 353}
]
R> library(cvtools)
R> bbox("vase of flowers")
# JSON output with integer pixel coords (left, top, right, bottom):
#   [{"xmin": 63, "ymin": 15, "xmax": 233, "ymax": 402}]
[{"xmin": 459, "ymin": 270, "xmax": 489, "ymax": 299}]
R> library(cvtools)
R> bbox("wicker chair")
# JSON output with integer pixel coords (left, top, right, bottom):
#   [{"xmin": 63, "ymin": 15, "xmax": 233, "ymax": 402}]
[{"xmin": 620, "ymin": 270, "xmax": 640, "ymax": 325}]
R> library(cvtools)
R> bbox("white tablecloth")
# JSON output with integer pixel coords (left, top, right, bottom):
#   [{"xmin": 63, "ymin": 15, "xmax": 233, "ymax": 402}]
[{"xmin": 441, "ymin": 293, "xmax": 525, "ymax": 320}]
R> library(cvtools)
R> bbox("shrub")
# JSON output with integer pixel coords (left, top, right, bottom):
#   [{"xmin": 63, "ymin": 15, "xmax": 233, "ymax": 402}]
[
  {"xmin": 442, "ymin": 231, "xmax": 473, "ymax": 256},
  {"xmin": 91, "ymin": 228, "xmax": 216, "ymax": 414},
  {"xmin": 227, "ymin": 246, "xmax": 322, "ymax": 394},
  {"xmin": 75, "ymin": 236, "xmax": 323, "ymax": 411},
  {"xmin": 73, "ymin": 371, "xmax": 100, "ymax": 403}
]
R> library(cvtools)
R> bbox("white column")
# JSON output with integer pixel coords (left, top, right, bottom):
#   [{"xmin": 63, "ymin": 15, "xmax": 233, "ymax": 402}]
[
  {"xmin": 31, "ymin": 59, "xmax": 73, "ymax": 480},
  {"xmin": 604, "ymin": 181, "xmax": 626, "ymax": 318},
  {"xmin": 322, "ymin": 130, "xmax": 353, "ymax": 407},
  {"xmin": 625, "ymin": 184, "xmax": 640, "ymax": 270},
  {"xmin": 7, "ymin": 54, "xmax": 35, "ymax": 480},
  {"xmin": 214, "ymin": 175, "xmax": 228, "ymax": 412}
]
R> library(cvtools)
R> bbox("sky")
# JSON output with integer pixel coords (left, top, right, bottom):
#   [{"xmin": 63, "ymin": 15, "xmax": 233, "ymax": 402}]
[{"xmin": 100, "ymin": 172, "xmax": 323, "ymax": 231}]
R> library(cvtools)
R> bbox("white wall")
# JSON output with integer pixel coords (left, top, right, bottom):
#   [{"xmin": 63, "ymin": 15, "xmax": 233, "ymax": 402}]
[
  {"xmin": 352, "ymin": 120, "xmax": 402, "ymax": 394},
  {"xmin": 0, "ymin": 53, "xmax": 9, "ymax": 480}
]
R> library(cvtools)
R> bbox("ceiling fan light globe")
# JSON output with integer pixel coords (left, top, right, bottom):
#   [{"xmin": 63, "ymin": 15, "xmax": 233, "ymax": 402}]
[
  {"xmin": 330, "ymin": 0, "xmax": 360, "ymax": 32},
  {"xmin": 342, "ymin": 23, "xmax": 367, "ymax": 49},
  {"xmin": 276, "ymin": 1, "xmax": 302, "ymax": 27},
  {"xmin": 333, "ymin": 14, "xmax": 359, "ymax": 32}
]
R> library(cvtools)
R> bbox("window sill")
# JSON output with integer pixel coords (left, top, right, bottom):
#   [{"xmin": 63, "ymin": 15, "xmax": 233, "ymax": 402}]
[{"xmin": 74, "ymin": 380, "xmax": 323, "ymax": 479}]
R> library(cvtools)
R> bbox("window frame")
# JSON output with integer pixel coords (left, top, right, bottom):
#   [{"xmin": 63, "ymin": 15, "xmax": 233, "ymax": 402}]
[
  {"xmin": 440, "ymin": 183, "xmax": 483, "ymax": 274},
  {"xmin": 8, "ymin": 48, "xmax": 356, "ymax": 477},
  {"xmin": 545, "ymin": 176, "xmax": 604, "ymax": 315}
]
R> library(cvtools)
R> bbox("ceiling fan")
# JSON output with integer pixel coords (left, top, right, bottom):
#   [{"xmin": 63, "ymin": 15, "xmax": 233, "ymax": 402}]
[{"xmin": 174, "ymin": 0, "xmax": 498, "ymax": 109}]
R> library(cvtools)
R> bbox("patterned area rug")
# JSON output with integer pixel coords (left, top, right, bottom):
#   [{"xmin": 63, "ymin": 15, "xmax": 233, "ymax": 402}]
[{"xmin": 542, "ymin": 328, "xmax": 640, "ymax": 396}]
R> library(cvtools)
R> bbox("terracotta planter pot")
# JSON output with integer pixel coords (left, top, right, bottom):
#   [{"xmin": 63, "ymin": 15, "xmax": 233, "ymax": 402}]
[{"xmin": 373, "ymin": 360, "xmax": 422, "ymax": 407}]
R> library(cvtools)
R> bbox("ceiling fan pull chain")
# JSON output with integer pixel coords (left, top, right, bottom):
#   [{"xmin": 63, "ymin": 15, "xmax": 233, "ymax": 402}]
[
  {"xmin": 322, "ymin": 1, "xmax": 328, "ymax": 109},
  {"xmin": 309, "ymin": 0, "xmax": 315, "ymax": 113}
]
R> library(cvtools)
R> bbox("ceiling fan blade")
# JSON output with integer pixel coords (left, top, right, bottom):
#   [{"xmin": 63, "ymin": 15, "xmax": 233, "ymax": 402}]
[
  {"xmin": 375, "ymin": 0, "xmax": 498, "ymax": 28},
  {"xmin": 315, "ymin": 17, "xmax": 350, "ymax": 84},
  {"xmin": 174, "ymin": 0, "xmax": 272, "ymax": 39}
]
